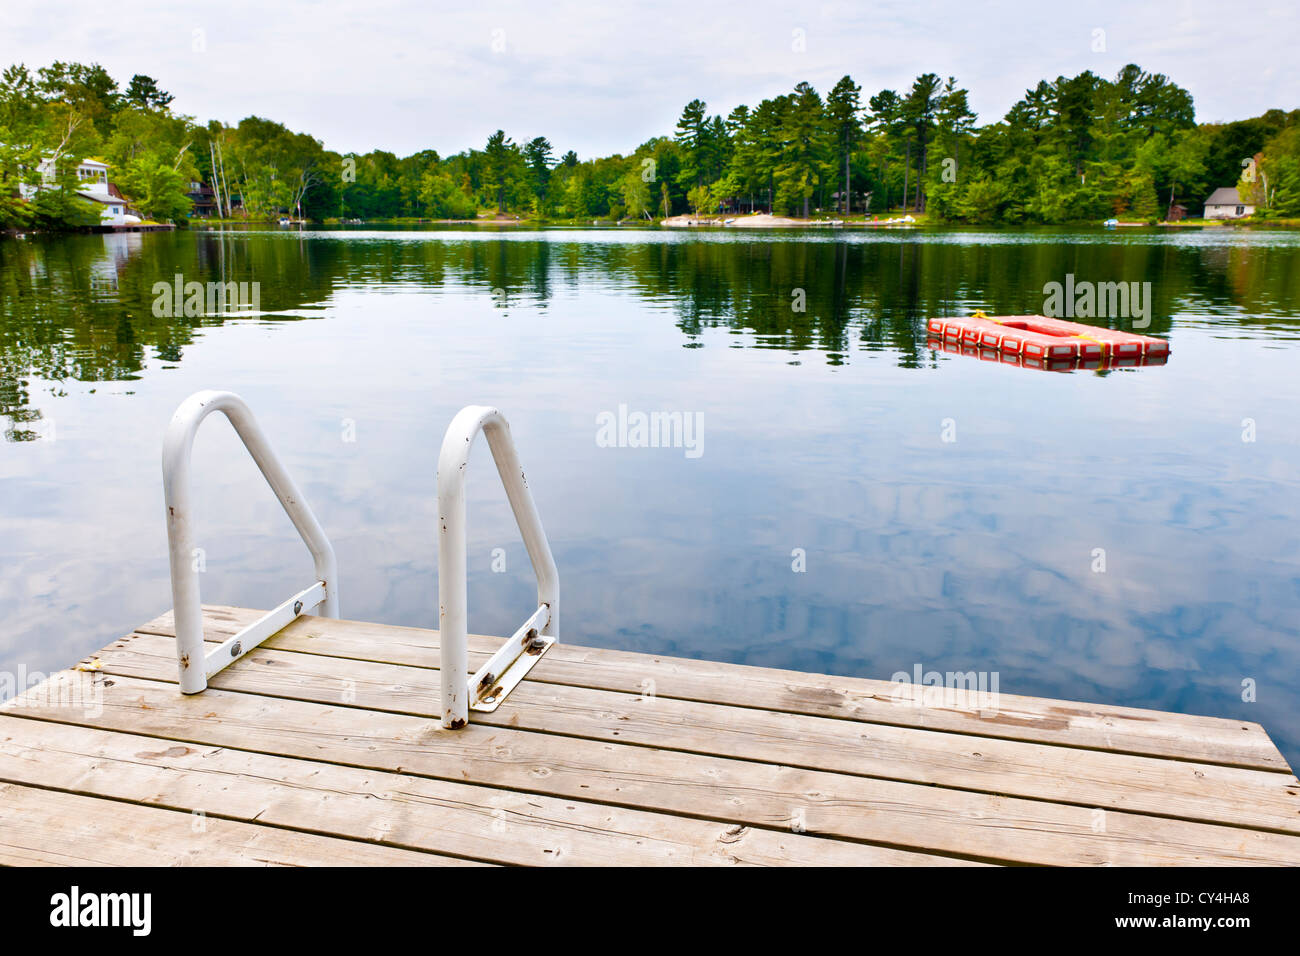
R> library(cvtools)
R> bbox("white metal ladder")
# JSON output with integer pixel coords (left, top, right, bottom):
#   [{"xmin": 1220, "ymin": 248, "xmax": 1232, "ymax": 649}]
[
  {"xmin": 437, "ymin": 405, "xmax": 559, "ymax": 729},
  {"xmin": 162, "ymin": 393, "xmax": 559, "ymax": 729},
  {"xmin": 162, "ymin": 390, "xmax": 339, "ymax": 694}
]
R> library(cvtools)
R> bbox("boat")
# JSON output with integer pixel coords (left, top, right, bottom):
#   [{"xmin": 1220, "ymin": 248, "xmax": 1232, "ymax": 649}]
[{"xmin": 926, "ymin": 313, "xmax": 1169, "ymax": 367}]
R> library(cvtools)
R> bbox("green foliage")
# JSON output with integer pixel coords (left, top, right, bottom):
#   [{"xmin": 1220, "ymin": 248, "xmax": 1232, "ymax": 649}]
[
  {"xmin": 687, "ymin": 182, "xmax": 712, "ymax": 215},
  {"xmin": 1256, "ymin": 126, "xmax": 1300, "ymax": 217},
  {"xmin": 28, "ymin": 186, "xmax": 102, "ymax": 228},
  {"xmin": 104, "ymin": 107, "xmax": 198, "ymax": 220},
  {"xmin": 124, "ymin": 74, "xmax": 173, "ymax": 110},
  {"xmin": 619, "ymin": 168, "xmax": 651, "ymax": 219},
  {"xmin": 523, "ymin": 136, "xmax": 554, "ymax": 211},
  {"xmin": 417, "ymin": 166, "xmax": 477, "ymax": 219},
  {"xmin": 117, "ymin": 158, "xmax": 191, "ymax": 221},
  {"xmin": 482, "ymin": 129, "xmax": 525, "ymax": 213},
  {"xmin": 1, "ymin": 58, "xmax": 1296, "ymax": 230}
]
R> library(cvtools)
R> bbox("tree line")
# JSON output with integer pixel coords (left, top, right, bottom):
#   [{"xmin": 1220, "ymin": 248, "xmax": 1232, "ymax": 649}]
[{"xmin": 1, "ymin": 59, "xmax": 1298, "ymax": 229}]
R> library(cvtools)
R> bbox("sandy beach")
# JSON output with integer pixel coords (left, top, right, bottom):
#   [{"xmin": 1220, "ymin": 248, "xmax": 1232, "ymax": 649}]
[{"xmin": 661, "ymin": 213, "xmax": 840, "ymax": 228}]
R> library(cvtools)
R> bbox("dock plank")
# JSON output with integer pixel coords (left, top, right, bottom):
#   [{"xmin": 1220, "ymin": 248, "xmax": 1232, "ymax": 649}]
[
  {"xmin": 10, "ymin": 669, "xmax": 1300, "ymax": 865},
  {"xmin": 0, "ymin": 781, "xmax": 463, "ymax": 867},
  {"xmin": 136, "ymin": 607, "xmax": 1286, "ymax": 772},
  {"xmin": 91, "ymin": 630, "xmax": 1300, "ymax": 836},
  {"xmin": 4, "ymin": 604, "xmax": 1294, "ymax": 867},
  {"xmin": 0, "ymin": 715, "xmax": 959, "ymax": 866}
]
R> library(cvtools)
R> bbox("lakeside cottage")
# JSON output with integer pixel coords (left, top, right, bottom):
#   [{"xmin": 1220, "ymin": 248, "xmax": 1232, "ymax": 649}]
[
  {"xmin": 187, "ymin": 180, "xmax": 217, "ymax": 216},
  {"xmin": 18, "ymin": 155, "xmax": 142, "ymax": 226},
  {"xmin": 1203, "ymin": 186, "xmax": 1255, "ymax": 219}
]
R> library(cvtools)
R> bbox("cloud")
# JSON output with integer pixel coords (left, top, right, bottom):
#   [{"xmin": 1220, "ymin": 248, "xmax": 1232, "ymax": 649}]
[{"xmin": 3, "ymin": 0, "xmax": 1296, "ymax": 156}]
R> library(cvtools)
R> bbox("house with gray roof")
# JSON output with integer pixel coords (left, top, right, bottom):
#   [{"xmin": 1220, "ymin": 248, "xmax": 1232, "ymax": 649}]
[{"xmin": 1203, "ymin": 186, "xmax": 1255, "ymax": 219}]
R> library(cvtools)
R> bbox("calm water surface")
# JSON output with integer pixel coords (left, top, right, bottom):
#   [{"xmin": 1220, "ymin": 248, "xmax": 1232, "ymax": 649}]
[{"xmin": 2, "ymin": 225, "xmax": 1298, "ymax": 765}]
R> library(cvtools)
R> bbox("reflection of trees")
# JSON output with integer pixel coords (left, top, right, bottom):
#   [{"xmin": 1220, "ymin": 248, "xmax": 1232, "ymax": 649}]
[
  {"xmin": 566, "ymin": 234, "xmax": 1194, "ymax": 363},
  {"xmin": 0, "ymin": 229, "xmax": 339, "ymax": 439},
  {"xmin": 2, "ymin": 228, "xmax": 1295, "ymax": 438}
]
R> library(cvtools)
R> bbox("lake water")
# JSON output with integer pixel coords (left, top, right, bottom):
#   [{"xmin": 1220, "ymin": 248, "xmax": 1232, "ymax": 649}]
[{"xmin": 2, "ymin": 224, "xmax": 1298, "ymax": 767}]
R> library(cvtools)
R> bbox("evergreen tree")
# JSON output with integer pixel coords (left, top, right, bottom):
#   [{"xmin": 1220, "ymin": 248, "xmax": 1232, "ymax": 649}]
[{"xmin": 826, "ymin": 75, "xmax": 862, "ymax": 213}]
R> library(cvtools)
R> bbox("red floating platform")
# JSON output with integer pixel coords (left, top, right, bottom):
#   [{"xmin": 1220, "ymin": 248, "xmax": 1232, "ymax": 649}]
[
  {"xmin": 926, "ymin": 314, "xmax": 1170, "ymax": 364},
  {"xmin": 927, "ymin": 338, "xmax": 1169, "ymax": 372}
]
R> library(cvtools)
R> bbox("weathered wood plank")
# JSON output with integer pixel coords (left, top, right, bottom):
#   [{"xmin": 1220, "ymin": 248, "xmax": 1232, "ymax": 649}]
[
  {"xmin": 136, "ymin": 606, "xmax": 1287, "ymax": 772},
  {"xmin": 0, "ymin": 715, "xmax": 961, "ymax": 866},
  {"xmin": 92, "ymin": 631, "xmax": 1300, "ymax": 835},
  {"xmin": 12, "ymin": 670, "xmax": 1300, "ymax": 865},
  {"xmin": 0, "ymin": 781, "xmax": 465, "ymax": 867}
]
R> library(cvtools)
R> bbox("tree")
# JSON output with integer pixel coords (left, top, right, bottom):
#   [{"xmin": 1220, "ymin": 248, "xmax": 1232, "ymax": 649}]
[
  {"xmin": 1141, "ymin": 129, "xmax": 1205, "ymax": 219},
  {"xmin": 418, "ymin": 166, "xmax": 476, "ymax": 218},
  {"xmin": 620, "ymin": 168, "xmax": 650, "ymax": 218},
  {"xmin": 674, "ymin": 98, "xmax": 710, "ymax": 189},
  {"xmin": 523, "ymin": 136, "xmax": 554, "ymax": 210},
  {"xmin": 0, "ymin": 55, "xmax": 1282, "ymax": 230},
  {"xmin": 118, "ymin": 157, "xmax": 191, "ymax": 220},
  {"xmin": 124, "ymin": 75, "xmax": 174, "ymax": 110},
  {"xmin": 482, "ymin": 129, "xmax": 522, "ymax": 213},
  {"xmin": 220, "ymin": 116, "xmax": 330, "ymax": 219},
  {"xmin": 36, "ymin": 62, "xmax": 121, "ymax": 136},
  {"xmin": 936, "ymin": 77, "xmax": 975, "ymax": 172},
  {"xmin": 0, "ymin": 65, "xmax": 42, "ymax": 138},
  {"xmin": 1253, "ymin": 126, "xmax": 1300, "ymax": 217},
  {"xmin": 288, "ymin": 161, "xmax": 321, "ymax": 220},
  {"xmin": 903, "ymin": 73, "xmax": 942, "ymax": 210},
  {"xmin": 687, "ymin": 182, "xmax": 712, "ymax": 215},
  {"xmin": 826, "ymin": 75, "xmax": 862, "ymax": 213},
  {"xmin": 104, "ymin": 107, "xmax": 199, "ymax": 221},
  {"xmin": 776, "ymin": 82, "xmax": 829, "ymax": 217},
  {"xmin": 745, "ymin": 96, "xmax": 790, "ymax": 211},
  {"xmin": 868, "ymin": 89, "xmax": 903, "ymax": 209}
]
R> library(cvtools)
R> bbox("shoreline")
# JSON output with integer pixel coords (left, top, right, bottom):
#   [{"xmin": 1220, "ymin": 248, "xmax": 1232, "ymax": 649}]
[{"xmin": 10, "ymin": 216, "xmax": 1292, "ymax": 238}]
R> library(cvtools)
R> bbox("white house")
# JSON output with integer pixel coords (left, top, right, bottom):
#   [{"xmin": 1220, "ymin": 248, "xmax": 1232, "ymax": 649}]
[
  {"xmin": 18, "ymin": 156, "xmax": 141, "ymax": 226},
  {"xmin": 1203, "ymin": 186, "xmax": 1255, "ymax": 220}
]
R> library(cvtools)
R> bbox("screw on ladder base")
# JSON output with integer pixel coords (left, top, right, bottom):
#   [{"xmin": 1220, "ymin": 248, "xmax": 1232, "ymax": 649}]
[{"xmin": 524, "ymin": 628, "xmax": 547, "ymax": 655}]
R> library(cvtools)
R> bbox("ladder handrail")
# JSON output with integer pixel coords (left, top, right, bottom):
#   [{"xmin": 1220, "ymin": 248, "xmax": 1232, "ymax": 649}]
[
  {"xmin": 437, "ymin": 405, "xmax": 559, "ymax": 728},
  {"xmin": 162, "ymin": 390, "xmax": 338, "ymax": 694}
]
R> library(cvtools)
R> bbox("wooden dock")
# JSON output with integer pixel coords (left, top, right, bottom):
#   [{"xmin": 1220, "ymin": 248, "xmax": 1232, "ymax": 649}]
[{"xmin": 2, "ymin": 605, "xmax": 1298, "ymax": 866}]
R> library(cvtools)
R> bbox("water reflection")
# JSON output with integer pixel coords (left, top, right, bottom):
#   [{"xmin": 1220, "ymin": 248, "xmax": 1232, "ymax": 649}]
[
  {"xmin": 1, "ymin": 226, "xmax": 1298, "ymax": 770},
  {"xmin": 6, "ymin": 226, "xmax": 1300, "ymax": 441}
]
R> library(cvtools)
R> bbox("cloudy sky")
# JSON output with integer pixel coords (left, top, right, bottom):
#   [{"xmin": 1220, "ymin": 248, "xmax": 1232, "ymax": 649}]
[{"xmin": 4, "ymin": 0, "xmax": 1296, "ymax": 159}]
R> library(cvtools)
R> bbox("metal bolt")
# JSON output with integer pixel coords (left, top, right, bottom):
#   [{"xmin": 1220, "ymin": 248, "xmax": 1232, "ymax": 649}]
[
  {"xmin": 293, "ymin": 600, "xmax": 303, "ymax": 615},
  {"xmin": 230, "ymin": 641, "xmax": 242, "ymax": 657}
]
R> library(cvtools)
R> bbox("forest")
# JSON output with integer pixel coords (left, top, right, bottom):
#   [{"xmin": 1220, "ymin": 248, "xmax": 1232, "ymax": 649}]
[{"xmin": 1, "ymin": 59, "xmax": 1297, "ymax": 228}]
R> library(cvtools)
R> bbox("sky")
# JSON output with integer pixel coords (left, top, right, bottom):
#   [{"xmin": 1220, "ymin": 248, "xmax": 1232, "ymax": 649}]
[{"xmin": 3, "ymin": 0, "xmax": 1297, "ymax": 159}]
